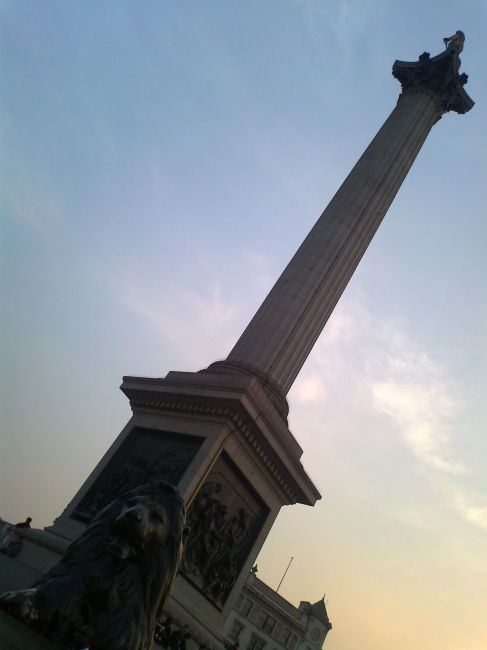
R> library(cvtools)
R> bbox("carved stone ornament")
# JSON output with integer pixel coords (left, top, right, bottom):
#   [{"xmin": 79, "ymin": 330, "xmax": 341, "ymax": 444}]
[
  {"xmin": 392, "ymin": 31, "xmax": 474, "ymax": 115},
  {"xmin": 181, "ymin": 454, "xmax": 269, "ymax": 608},
  {"xmin": 72, "ymin": 428, "xmax": 203, "ymax": 523},
  {"xmin": 0, "ymin": 481, "xmax": 189, "ymax": 650}
]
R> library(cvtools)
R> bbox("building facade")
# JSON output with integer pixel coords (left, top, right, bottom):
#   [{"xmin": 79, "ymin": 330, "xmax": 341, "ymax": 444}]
[{"xmin": 222, "ymin": 571, "xmax": 332, "ymax": 650}]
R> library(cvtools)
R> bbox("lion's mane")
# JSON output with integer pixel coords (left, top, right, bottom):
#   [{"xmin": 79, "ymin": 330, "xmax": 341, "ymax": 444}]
[{"xmin": 28, "ymin": 481, "xmax": 186, "ymax": 650}]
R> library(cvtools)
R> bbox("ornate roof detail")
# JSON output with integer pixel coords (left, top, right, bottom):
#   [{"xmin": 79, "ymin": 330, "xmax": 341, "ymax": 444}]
[
  {"xmin": 300, "ymin": 598, "xmax": 332, "ymax": 629},
  {"xmin": 392, "ymin": 31, "xmax": 474, "ymax": 115}
]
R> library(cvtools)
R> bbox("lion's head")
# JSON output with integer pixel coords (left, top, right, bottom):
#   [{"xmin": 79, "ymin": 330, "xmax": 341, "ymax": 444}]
[
  {"xmin": 107, "ymin": 486, "xmax": 181, "ymax": 559},
  {"xmin": 0, "ymin": 481, "xmax": 188, "ymax": 650}
]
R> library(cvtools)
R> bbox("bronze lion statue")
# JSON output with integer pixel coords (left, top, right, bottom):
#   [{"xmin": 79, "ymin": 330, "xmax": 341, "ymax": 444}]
[{"xmin": 0, "ymin": 481, "xmax": 188, "ymax": 650}]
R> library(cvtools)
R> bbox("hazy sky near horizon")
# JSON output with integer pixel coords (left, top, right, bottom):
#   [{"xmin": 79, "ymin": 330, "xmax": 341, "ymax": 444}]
[{"xmin": 1, "ymin": 2, "xmax": 486, "ymax": 649}]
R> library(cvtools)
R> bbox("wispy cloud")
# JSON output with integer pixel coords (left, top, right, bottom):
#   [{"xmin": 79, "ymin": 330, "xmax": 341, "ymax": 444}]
[
  {"xmin": 89, "ymin": 249, "xmax": 275, "ymax": 368},
  {"xmin": 296, "ymin": 305, "xmax": 464, "ymax": 472},
  {"xmin": 98, "ymin": 272, "xmax": 238, "ymax": 367},
  {"xmin": 1, "ymin": 159, "xmax": 64, "ymax": 232},
  {"xmin": 298, "ymin": 0, "xmax": 386, "ymax": 58},
  {"xmin": 292, "ymin": 299, "xmax": 486, "ymax": 532},
  {"xmin": 370, "ymin": 340, "xmax": 464, "ymax": 475},
  {"xmin": 293, "ymin": 374, "xmax": 328, "ymax": 403},
  {"xmin": 453, "ymin": 491, "xmax": 487, "ymax": 533}
]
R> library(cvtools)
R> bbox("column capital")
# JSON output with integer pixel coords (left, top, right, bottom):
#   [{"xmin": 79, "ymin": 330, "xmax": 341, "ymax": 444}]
[{"xmin": 392, "ymin": 31, "xmax": 474, "ymax": 115}]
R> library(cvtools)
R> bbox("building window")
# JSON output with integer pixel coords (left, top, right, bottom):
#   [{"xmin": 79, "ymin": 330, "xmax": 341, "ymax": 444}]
[
  {"xmin": 288, "ymin": 635, "xmax": 299, "ymax": 650},
  {"xmin": 235, "ymin": 595, "xmax": 245, "ymax": 610},
  {"xmin": 229, "ymin": 619, "xmax": 245, "ymax": 640},
  {"xmin": 279, "ymin": 629, "xmax": 291, "ymax": 646},
  {"xmin": 247, "ymin": 635, "xmax": 266, "ymax": 650},
  {"xmin": 242, "ymin": 598, "xmax": 254, "ymax": 617},
  {"xmin": 256, "ymin": 611, "xmax": 276, "ymax": 635}
]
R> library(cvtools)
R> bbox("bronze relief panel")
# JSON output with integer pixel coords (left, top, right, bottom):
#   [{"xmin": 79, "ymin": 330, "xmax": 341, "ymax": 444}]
[
  {"xmin": 181, "ymin": 452, "xmax": 269, "ymax": 609},
  {"xmin": 71, "ymin": 427, "xmax": 203, "ymax": 523}
]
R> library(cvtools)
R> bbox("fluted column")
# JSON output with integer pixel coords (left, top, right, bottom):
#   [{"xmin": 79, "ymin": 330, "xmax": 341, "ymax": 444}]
[{"xmin": 209, "ymin": 34, "xmax": 473, "ymax": 407}]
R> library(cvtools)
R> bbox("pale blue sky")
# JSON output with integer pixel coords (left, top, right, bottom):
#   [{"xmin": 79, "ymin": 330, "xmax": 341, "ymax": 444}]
[{"xmin": 1, "ymin": 2, "xmax": 486, "ymax": 649}]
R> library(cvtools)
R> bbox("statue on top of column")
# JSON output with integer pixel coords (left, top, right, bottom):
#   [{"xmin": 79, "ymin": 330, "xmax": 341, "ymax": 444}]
[
  {"xmin": 443, "ymin": 31, "xmax": 464, "ymax": 53},
  {"xmin": 392, "ymin": 30, "xmax": 474, "ymax": 115}
]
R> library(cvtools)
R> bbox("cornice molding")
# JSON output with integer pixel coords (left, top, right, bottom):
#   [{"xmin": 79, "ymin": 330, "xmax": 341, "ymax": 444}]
[{"xmin": 129, "ymin": 394, "xmax": 300, "ymax": 504}]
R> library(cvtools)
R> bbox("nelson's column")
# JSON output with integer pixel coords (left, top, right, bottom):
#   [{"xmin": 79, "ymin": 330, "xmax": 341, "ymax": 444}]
[{"xmin": 1, "ymin": 32, "xmax": 474, "ymax": 649}]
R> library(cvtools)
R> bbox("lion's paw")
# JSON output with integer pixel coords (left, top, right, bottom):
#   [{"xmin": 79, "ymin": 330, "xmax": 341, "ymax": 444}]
[{"xmin": 0, "ymin": 588, "xmax": 42, "ymax": 626}]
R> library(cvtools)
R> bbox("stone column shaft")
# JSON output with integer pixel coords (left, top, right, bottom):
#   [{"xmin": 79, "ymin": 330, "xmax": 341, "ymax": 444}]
[{"xmin": 225, "ymin": 88, "xmax": 442, "ymax": 394}]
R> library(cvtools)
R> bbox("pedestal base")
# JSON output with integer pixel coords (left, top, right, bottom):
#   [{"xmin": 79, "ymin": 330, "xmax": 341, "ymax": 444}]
[{"xmin": 39, "ymin": 369, "xmax": 320, "ymax": 646}]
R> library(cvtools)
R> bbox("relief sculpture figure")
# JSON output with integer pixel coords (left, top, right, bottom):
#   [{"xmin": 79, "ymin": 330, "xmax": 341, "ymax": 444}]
[
  {"xmin": 182, "ymin": 481, "xmax": 254, "ymax": 607},
  {"xmin": 74, "ymin": 442, "xmax": 197, "ymax": 522},
  {"xmin": 182, "ymin": 482, "xmax": 222, "ymax": 573}
]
